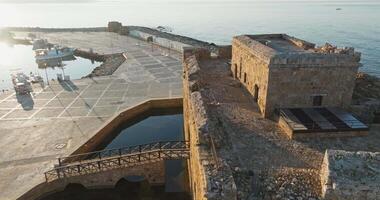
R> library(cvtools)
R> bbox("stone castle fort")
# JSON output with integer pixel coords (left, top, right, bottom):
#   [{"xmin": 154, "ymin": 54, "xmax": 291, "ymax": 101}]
[{"xmin": 2, "ymin": 22, "xmax": 379, "ymax": 200}]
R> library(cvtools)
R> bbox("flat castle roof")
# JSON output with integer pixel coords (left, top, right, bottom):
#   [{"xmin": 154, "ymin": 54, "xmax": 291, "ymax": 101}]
[
  {"xmin": 247, "ymin": 34, "xmax": 315, "ymax": 53},
  {"xmin": 234, "ymin": 34, "xmax": 361, "ymax": 67}
]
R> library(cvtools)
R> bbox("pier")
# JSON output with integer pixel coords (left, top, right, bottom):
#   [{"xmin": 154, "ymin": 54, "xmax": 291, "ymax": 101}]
[{"xmin": 0, "ymin": 31, "xmax": 184, "ymax": 200}]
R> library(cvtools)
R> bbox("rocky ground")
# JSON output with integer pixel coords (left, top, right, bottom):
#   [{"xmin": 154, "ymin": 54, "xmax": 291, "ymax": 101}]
[
  {"xmin": 351, "ymin": 72, "xmax": 380, "ymax": 123},
  {"xmin": 353, "ymin": 72, "xmax": 380, "ymax": 104},
  {"xmin": 259, "ymin": 168, "xmax": 321, "ymax": 200}
]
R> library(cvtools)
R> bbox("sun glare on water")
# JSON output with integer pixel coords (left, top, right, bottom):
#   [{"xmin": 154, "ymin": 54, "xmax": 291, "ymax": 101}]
[{"xmin": 0, "ymin": 43, "xmax": 15, "ymax": 67}]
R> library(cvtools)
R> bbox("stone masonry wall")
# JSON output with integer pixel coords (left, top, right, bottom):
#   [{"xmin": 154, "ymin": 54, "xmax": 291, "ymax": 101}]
[
  {"xmin": 183, "ymin": 49, "xmax": 237, "ymax": 200},
  {"xmin": 266, "ymin": 65, "xmax": 358, "ymax": 117},
  {"xmin": 231, "ymin": 38, "xmax": 270, "ymax": 117}
]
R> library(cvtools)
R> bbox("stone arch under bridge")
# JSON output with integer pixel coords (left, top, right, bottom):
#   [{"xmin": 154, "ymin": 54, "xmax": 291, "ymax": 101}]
[{"xmin": 33, "ymin": 160, "xmax": 165, "ymax": 200}]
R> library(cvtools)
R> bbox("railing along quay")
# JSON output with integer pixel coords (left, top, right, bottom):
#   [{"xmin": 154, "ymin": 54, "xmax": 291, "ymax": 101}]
[{"xmin": 45, "ymin": 141, "xmax": 189, "ymax": 182}]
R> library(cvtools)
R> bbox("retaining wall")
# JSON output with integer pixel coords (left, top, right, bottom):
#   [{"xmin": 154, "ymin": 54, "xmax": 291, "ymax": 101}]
[{"xmin": 129, "ymin": 29, "xmax": 192, "ymax": 52}]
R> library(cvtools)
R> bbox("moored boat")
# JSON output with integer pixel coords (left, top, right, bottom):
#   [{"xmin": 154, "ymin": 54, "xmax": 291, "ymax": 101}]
[
  {"xmin": 35, "ymin": 46, "xmax": 75, "ymax": 62},
  {"xmin": 11, "ymin": 72, "xmax": 33, "ymax": 94}
]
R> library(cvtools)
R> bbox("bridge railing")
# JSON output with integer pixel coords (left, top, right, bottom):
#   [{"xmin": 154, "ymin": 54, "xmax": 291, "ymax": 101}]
[
  {"xmin": 58, "ymin": 141, "xmax": 189, "ymax": 166},
  {"xmin": 44, "ymin": 141, "xmax": 189, "ymax": 182}
]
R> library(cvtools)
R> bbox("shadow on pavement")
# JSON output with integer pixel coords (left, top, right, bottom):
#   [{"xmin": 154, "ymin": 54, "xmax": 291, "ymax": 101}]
[
  {"xmin": 16, "ymin": 93, "xmax": 34, "ymax": 111},
  {"xmin": 59, "ymin": 80, "xmax": 79, "ymax": 92}
]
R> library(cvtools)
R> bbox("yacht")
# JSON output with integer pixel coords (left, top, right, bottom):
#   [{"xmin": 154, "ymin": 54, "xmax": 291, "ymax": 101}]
[{"xmin": 35, "ymin": 46, "xmax": 75, "ymax": 62}]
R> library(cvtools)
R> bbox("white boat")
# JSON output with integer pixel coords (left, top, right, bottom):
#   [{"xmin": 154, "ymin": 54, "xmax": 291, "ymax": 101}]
[
  {"xmin": 35, "ymin": 47, "xmax": 75, "ymax": 62},
  {"xmin": 11, "ymin": 72, "xmax": 33, "ymax": 94}
]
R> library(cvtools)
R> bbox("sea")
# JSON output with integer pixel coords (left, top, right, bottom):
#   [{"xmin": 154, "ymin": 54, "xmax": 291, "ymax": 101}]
[{"xmin": 0, "ymin": 0, "xmax": 379, "ymax": 90}]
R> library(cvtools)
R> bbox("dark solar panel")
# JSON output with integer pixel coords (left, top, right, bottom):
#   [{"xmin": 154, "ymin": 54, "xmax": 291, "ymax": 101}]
[
  {"xmin": 303, "ymin": 108, "xmax": 336, "ymax": 130},
  {"xmin": 314, "ymin": 108, "xmax": 350, "ymax": 129},
  {"xmin": 328, "ymin": 107, "xmax": 368, "ymax": 129},
  {"xmin": 290, "ymin": 108, "xmax": 321, "ymax": 130}
]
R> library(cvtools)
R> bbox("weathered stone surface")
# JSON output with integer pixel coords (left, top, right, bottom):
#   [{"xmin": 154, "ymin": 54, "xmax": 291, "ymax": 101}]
[{"xmin": 320, "ymin": 150, "xmax": 380, "ymax": 200}]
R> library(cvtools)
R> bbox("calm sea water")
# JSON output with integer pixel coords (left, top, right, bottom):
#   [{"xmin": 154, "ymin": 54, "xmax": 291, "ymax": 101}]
[
  {"xmin": 104, "ymin": 113, "xmax": 184, "ymax": 149},
  {"xmin": 0, "ymin": 1, "xmax": 379, "ymax": 77},
  {"xmin": 0, "ymin": 43, "xmax": 100, "ymax": 91}
]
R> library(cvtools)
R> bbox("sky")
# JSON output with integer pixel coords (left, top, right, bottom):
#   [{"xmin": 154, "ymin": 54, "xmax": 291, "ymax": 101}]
[{"xmin": 0, "ymin": 0, "xmax": 378, "ymax": 3}]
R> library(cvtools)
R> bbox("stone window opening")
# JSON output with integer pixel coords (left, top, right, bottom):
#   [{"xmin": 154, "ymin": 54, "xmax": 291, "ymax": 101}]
[
  {"xmin": 244, "ymin": 73, "xmax": 247, "ymax": 83},
  {"xmin": 239, "ymin": 65, "xmax": 242, "ymax": 79},
  {"xmin": 373, "ymin": 111, "xmax": 380, "ymax": 124},
  {"xmin": 254, "ymin": 84, "xmax": 259, "ymax": 103},
  {"xmin": 312, "ymin": 95, "xmax": 323, "ymax": 107},
  {"xmin": 193, "ymin": 182, "xmax": 197, "ymax": 199},
  {"xmin": 234, "ymin": 64, "xmax": 238, "ymax": 79},
  {"xmin": 239, "ymin": 57, "xmax": 243, "ymax": 79}
]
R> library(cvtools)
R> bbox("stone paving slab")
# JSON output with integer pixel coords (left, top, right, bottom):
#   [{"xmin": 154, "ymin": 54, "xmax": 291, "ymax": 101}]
[
  {"xmin": 60, "ymin": 107, "xmax": 91, "ymax": 117},
  {"xmin": 70, "ymin": 98, "xmax": 98, "ymax": 108},
  {"xmin": 34, "ymin": 92, "xmax": 57, "ymax": 99},
  {"xmin": 0, "ymin": 109, "xmax": 11, "ymax": 118},
  {"xmin": 33, "ymin": 108, "xmax": 65, "ymax": 118},
  {"xmin": 45, "ymin": 99, "xmax": 75, "ymax": 107},
  {"xmin": 3, "ymin": 109, "xmax": 37, "ymax": 119},
  {"xmin": 0, "ymin": 101, "xmax": 20, "ymax": 108},
  {"xmin": 88, "ymin": 106, "xmax": 119, "ymax": 117}
]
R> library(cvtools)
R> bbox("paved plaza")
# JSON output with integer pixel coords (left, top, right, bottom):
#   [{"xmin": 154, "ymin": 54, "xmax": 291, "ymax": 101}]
[{"xmin": 0, "ymin": 32, "xmax": 183, "ymax": 199}]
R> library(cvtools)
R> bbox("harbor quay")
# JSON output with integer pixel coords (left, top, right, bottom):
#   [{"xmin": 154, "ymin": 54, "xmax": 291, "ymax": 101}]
[{"xmin": 0, "ymin": 31, "xmax": 184, "ymax": 200}]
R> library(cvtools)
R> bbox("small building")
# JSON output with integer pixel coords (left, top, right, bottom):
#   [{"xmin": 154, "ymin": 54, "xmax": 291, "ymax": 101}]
[
  {"xmin": 108, "ymin": 21, "xmax": 123, "ymax": 33},
  {"xmin": 231, "ymin": 34, "xmax": 368, "ymax": 138}
]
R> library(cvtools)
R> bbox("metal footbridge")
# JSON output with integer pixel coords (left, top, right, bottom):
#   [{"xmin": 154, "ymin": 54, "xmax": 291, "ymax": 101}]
[{"xmin": 44, "ymin": 141, "xmax": 190, "ymax": 182}]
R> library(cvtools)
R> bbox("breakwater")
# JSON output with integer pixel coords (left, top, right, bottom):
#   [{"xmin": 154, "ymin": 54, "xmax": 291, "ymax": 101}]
[
  {"xmin": 74, "ymin": 49, "xmax": 126, "ymax": 78},
  {"xmin": 127, "ymin": 26, "xmax": 218, "ymax": 53},
  {"xmin": 4, "ymin": 27, "xmax": 107, "ymax": 33}
]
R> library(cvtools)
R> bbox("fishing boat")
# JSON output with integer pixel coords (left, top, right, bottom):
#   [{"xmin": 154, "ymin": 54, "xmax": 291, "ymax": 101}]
[
  {"xmin": 35, "ymin": 46, "xmax": 75, "ymax": 63},
  {"xmin": 11, "ymin": 72, "xmax": 33, "ymax": 94}
]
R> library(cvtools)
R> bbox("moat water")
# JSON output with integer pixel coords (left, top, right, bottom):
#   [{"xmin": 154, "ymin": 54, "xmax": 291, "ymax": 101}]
[
  {"xmin": 0, "ymin": 43, "xmax": 100, "ymax": 91},
  {"xmin": 0, "ymin": 1, "xmax": 379, "ymax": 77},
  {"xmin": 41, "ymin": 110, "xmax": 190, "ymax": 200}
]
